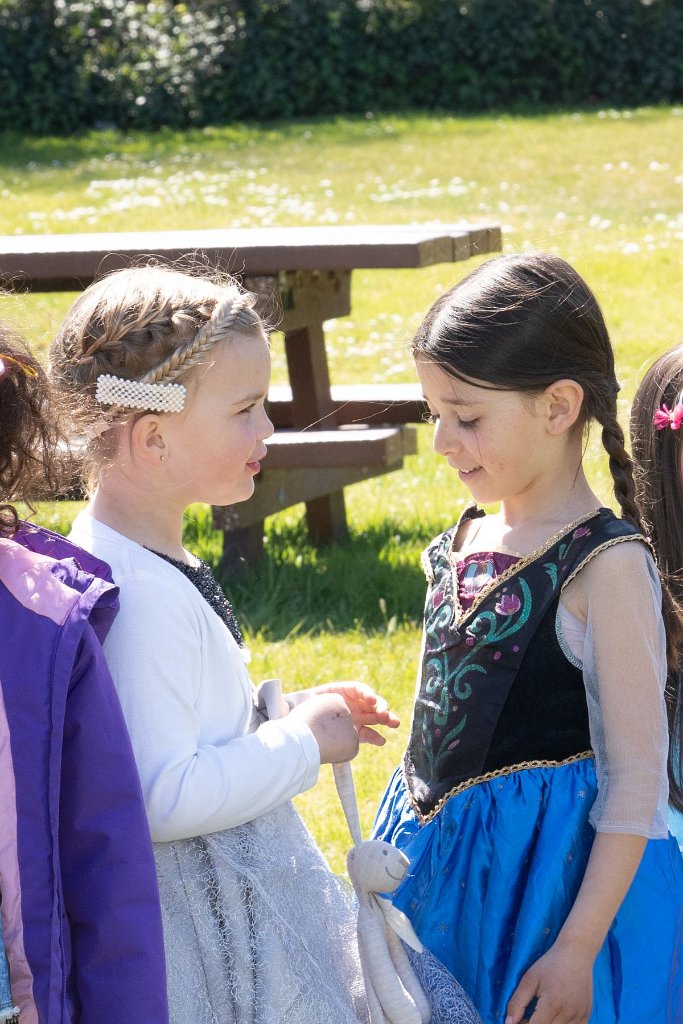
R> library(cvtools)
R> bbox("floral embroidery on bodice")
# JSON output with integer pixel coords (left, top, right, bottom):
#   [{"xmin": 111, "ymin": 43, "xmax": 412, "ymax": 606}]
[
  {"xmin": 456, "ymin": 551, "xmax": 520, "ymax": 611},
  {"xmin": 405, "ymin": 506, "xmax": 644, "ymax": 822}
]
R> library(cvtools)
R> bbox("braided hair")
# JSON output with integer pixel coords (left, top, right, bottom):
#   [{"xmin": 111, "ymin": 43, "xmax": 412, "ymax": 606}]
[{"xmin": 49, "ymin": 265, "xmax": 265, "ymax": 486}]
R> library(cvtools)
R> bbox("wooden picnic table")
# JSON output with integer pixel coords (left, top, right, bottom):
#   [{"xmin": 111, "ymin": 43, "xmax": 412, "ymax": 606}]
[{"xmin": 0, "ymin": 223, "xmax": 502, "ymax": 568}]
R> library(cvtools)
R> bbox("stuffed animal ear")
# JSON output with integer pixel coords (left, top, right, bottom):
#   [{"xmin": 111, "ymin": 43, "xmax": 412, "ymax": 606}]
[
  {"xmin": 360, "ymin": 899, "xmax": 425, "ymax": 1024},
  {"xmin": 387, "ymin": 930, "xmax": 431, "ymax": 1022}
]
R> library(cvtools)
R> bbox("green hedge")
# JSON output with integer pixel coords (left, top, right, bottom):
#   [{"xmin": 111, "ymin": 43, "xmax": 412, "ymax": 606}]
[{"xmin": 1, "ymin": 0, "xmax": 682, "ymax": 133}]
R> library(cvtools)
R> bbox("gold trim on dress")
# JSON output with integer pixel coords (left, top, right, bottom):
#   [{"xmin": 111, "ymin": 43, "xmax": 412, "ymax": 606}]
[
  {"xmin": 421, "ymin": 547, "xmax": 435, "ymax": 585},
  {"xmin": 447, "ymin": 508, "xmax": 604, "ymax": 626},
  {"xmin": 404, "ymin": 750, "xmax": 595, "ymax": 826},
  {"xmin": 421, "ymin": 503, "xmax": 479, "ymax": 585},
  {"xmin": 561, "ymin": 533, "xmax": 654, "ymax": 591}
]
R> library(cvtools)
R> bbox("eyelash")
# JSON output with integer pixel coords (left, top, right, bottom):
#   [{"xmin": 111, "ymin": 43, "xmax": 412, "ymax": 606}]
[{"xmin": 424, "ymin": 412, "xmax": 478, "ymax": 429}]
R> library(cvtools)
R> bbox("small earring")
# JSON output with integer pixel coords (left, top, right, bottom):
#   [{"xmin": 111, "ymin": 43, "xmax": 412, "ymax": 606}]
[{"xmin": 160, "ymin": 454, "xmax": 166, "ymax": 462}]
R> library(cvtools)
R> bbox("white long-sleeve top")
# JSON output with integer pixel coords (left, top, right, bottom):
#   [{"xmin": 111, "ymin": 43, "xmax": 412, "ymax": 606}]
[{"xmin": 69, "ymin": 510, "xmax": 320, "ymax": 843}]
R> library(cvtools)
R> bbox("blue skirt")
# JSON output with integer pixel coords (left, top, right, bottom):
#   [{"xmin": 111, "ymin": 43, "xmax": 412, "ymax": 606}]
[{"xmin": 373, "ymin": 759, "xmax": 683, "ymax": 1024}]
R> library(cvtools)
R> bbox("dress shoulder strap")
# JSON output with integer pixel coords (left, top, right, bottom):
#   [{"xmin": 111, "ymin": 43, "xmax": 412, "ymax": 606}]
[{"xmin": 420, "ymin": 505, "xmax": 486, "ymax": 585}]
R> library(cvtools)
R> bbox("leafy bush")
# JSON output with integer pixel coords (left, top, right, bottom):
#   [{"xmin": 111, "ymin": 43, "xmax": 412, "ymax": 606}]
[{"xmin": 1, "ymin": 0, "xmax": 682, "ymax": 133}]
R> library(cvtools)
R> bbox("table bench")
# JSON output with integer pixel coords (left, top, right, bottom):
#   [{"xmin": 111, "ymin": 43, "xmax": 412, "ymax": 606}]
[
  {"xmin": 0, "ymin": 223, "xmax": 502, "ymax": 568},
  {"xmin": 266, "ymin": 383, "xmax": 425, "ymax": 428},
  {"xmin": 222, "ymin": 425, "xmax": 418, "ymax": 551}
]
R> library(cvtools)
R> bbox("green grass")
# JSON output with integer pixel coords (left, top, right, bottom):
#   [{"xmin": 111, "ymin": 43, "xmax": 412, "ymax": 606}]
[{"xmin": 3, "ymin": 107, "xmax": 683, "ymax": 869}]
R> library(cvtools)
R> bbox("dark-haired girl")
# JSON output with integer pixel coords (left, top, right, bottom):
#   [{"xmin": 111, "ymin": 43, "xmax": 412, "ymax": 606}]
[
  {"xmin": 630, "ymin": 343, "xmax": 683, "ymax": 851},
  {"xmin": 0, "ymin": 327, "xmax": 169, "ymax": 1022},
  {"xmin": 373, "ymin": 254, "xmax": 683, "ymax": 1024}
]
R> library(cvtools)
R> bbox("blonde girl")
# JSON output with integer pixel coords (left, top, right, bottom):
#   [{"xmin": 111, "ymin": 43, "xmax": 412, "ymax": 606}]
[{"xmin": 50, "ymin": 266, "xmax": 398, "ymax": 1024}]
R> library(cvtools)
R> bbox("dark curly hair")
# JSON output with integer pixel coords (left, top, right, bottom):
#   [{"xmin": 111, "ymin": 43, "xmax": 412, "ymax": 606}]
[{"xmin": 0, "ymin": 324, "xmax": 65, "ymax": 535}]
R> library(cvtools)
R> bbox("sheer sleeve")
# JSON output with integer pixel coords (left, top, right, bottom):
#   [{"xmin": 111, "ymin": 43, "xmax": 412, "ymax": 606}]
[{"xmin": 559, "ymin": 539, "xmax": 670, "ymax": 838}]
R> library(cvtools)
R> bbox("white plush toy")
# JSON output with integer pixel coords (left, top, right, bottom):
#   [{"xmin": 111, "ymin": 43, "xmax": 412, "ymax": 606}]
[
  {"xmin": 257, "ymin": 678, "xmax": 430, "ymax": 1024},
  {"xmin": 334, "ymin": 762, "xmax": 431, "ymax": 1024}
]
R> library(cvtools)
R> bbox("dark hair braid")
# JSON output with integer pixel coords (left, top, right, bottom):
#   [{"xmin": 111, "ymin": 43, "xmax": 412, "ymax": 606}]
[{"xmin": 597, "ymin": 404, "xmax": 643, "ymax": 531}]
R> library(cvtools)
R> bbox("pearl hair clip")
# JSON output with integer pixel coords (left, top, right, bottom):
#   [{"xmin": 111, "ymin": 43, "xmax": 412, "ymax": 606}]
[{"xmin": 95, "ymin": 373, "xmax": 186, "ymax": 413}]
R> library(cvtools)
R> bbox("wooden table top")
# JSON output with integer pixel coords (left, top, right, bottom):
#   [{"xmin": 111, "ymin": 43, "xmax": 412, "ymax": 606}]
[{"xmin": 0, "ymin": 223, "xmax": 501, "ymax": 290}]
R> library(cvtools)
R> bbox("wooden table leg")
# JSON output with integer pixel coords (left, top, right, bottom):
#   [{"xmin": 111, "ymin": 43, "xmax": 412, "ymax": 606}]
[
  {"xmin": 283, "ymin": 316, "xmax": 347, "ymax": 545},
  {"xmin": 220, "ymin": 523, "xmax": 265, "ymax": 574},
  {"xmin": 305, "ymin": 492, "xmax": 349, "ymax": 545},
  {"xmin": 218, "ymin": 269, "xmax": 353, "ymax": 566}
]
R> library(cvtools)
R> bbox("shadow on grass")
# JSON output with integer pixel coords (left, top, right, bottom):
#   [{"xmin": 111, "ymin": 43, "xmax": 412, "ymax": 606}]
[
  {"xmin": 217, "ymin": 517, "xmax": 430, "ymax": 641},
  {"xmin": 0, "ymin": 103, "xmax": 656, "ymax": 169},
  {"xmin": 28, "ymin": 500, "xmax": 433, "ymax": 640}
]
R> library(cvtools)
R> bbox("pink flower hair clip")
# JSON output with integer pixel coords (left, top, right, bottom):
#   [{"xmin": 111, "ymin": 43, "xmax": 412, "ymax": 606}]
[{"xmin": 653, "ymin": 393, "xmax": 683, "ymax": 431}]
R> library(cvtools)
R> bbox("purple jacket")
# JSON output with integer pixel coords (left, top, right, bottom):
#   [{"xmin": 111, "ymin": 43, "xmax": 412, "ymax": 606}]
[{"xmin": 0, "ymin": 524, "xmax": 168, "ymax": 1023}]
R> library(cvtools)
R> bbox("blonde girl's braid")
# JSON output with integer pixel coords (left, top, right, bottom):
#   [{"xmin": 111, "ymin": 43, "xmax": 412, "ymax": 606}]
[
  {"xmin": 49, "ymin": 267, "xmax": 266, "ymax": 458},
  {"xmin": 141, "ymin": 291, "xmax": 257, "ymax": 386},
  {"xmin": 77, "ymin": 303, "xmax": 158, "ymax": 365}
]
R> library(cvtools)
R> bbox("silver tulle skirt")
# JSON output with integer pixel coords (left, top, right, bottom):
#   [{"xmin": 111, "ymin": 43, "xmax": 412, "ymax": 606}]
[{"xmin": 154, "ymin": 799, "xmax": 368, "ymax": 1024}]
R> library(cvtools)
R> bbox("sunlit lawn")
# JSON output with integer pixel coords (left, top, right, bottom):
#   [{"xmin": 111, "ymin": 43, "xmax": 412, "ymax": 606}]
[{"xmin": 2, "ymin": 107, "xmax": 682, "ymax": 868}]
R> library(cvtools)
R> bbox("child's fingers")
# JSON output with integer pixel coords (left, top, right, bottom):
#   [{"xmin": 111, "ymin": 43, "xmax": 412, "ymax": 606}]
[
  {"xmin": 357, "ymin": 725, "xmax": 387, "ymax": 746},
  {"xmin": 316, "ymin": 681, "xmax": 387, "ymax": 708},
  {"xmin": 511, "ymin": 975, "xmax": 590, "ymax": 1024},
  {"xmin": 506, "ymin": 967, "xmax": 540, "ymax": 1024},
  {"xmin": 353, "ymin": 708, "xmax": 400, "ymax": 730},
  {"xmin": 528, "ymin": 1002, "xmax": 587, "ymax": 1024},
  {"xmin": 315, "ymin": 683, "xmax": 399, "ymax": 725},
  {"xmin": 357, "ymin": 705, "xmax": 399, "ymax": 725}
]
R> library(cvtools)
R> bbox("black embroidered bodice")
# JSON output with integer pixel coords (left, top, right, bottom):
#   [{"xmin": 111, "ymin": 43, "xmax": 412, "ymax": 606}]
[{"xmin": 404, "ymin": 507, "xmax": 645, "ymax": 821}]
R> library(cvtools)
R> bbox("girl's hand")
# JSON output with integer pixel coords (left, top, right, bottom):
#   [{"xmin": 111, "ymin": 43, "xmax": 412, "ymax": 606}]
[
  {"xmin": 505, "ymin": 833, "xmax": 645, "ymax": 1024},
  {"xmin": 310, "ymin": 681, "xmax": 400, "ymax": 745},
  {"xmin": 289, "ymin": 693, "xmax": 360, "ymax": 764},
  {"xmin": 285, "ymin": 681, "xmax": 400, "ymax": 745},
  {"xmin": 505, "ymin": 942, "xmax": 594, "ymax": 1024}
]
